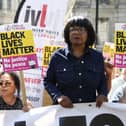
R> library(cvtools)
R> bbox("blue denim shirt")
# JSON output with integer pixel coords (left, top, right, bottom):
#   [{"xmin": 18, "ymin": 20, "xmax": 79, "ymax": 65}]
[{"xmin": 44, "ymin": 47, "xmax": 107, "ymax": 104}]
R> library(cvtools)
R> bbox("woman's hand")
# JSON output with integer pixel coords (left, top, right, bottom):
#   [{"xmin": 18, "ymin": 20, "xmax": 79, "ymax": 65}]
[
  {"xmin": 96, "ymin": 95, "xmax": 108, "ymax": 107},
  {"xmin": 57, "ymin": 95, "xmax": 73, "ymax": 108},
  {"xmin": 22, "ymin": 101, "xmax": 33, "ymax": 112}
]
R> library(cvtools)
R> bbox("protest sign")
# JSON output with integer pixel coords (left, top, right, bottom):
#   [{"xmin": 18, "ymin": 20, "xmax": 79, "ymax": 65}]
[
  {"xmin": 23, "ymin": 68, "xmax": 44, "ymax": 107},
  {"xmin": 114, "ymin": 23, "xmax": 126, "ymax": 68},
  {"xmin": 42, "ymin": 45, "xmax": 63, "ymax": 77},
  {"xmin": 0, "ymin": 23, "xmax": 38, "ymax": 72},
  {"xmin": 42, "ymin": 45, "xmax": 63, "ymax": 67}
]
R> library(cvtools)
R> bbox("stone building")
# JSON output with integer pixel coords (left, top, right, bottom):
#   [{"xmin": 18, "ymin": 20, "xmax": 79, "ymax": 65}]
[
  {"xmin": 71, "ymin": 0, "xmax": 126, "ymax": 49},
  {"xmin": 0, "ymin": 0, "xmax": 21, "ymax": 24},
  {"xmin": 1, "ymin": 0, "xmax": 126, "ymax": 47}
]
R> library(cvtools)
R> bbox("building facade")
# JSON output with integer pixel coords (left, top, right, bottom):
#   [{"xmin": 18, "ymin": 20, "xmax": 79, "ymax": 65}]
[
  {"xmin": 0, "ymin": 0, "xmax": 126, "ymax": 48},
  {"xmin": 0, "ymin": 0, "xmax": 21, "ymax": 24},
  {"xmin": 72, "ymin": 0, "xmax": 126, "ymax": 48}
]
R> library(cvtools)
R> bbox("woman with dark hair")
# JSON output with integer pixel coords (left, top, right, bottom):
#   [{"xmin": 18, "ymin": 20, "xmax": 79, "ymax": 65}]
[
  {"xmin": 44, "ymin": 17, "xmax": 108, "ymax": 108},
  {"xmin": 0, "ymin": 72, "xmax": 31, "ymax": 111}
]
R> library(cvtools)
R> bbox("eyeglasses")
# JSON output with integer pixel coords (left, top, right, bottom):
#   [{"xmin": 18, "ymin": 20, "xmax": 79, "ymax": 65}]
[
  {"xmin": 0, "ymin": 81, "xmax": 12, "ymax": 87},
  {"xmin": 69, "ymin": 27, "xmax": 87, "ymax": 33}
]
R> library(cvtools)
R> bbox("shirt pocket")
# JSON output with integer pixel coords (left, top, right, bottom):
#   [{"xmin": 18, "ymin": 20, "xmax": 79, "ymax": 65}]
[
  {"xmin": 85, "ymin": 64, "xmax": 103, "ymax": 88},
  {"xmin": 56, "ymin": 65, "xmax": 73, "ymax": 84}
]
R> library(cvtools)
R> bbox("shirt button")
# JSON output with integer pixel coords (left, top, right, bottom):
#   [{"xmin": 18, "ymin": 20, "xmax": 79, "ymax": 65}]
[
  {"xmin": 79, "ymin": 85, "xmax": 82, "ymax": 88},
  {"xmin": 78, "ymin": 98, "xmax": 82, "ymax": 102},
  {"xmin": 78, "ymin": 72, "xmax": 82, "ymax": 76},
  {"xmin": 81, "ymin": 61, "xmax": 84, "ymax": 64},
  {"xmin": 63, "ymin": 68, "xmax": 66, "ymax": 71}
]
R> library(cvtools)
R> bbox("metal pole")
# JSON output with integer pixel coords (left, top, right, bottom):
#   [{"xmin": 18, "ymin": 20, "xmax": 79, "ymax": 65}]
[{"xmin": 95, "ymin": 0, "xmax": 99, "ymax": 45}]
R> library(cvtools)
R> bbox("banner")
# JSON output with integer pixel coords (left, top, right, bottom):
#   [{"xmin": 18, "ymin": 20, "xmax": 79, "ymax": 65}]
[
  {"xmin": 0, "ymin": 102, "xmax": 126, "ymax": 126},
  {"xmin": 14, "ymin": 0, "xmax": 68, "ymax": 66},
  {"xmin": 114, "ymin": 23, "xmax": 126, "ymax": 68},
  {"xmin": 0, "ymin": 23, "xmax": 38, "ymax": 72}
]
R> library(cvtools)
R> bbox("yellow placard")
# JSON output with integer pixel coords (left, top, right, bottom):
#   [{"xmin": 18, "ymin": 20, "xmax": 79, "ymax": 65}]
[
  {"xmin": 114, "ymin": 30, "xmax": 126, "ymax": 54},
  {"xmin": 42, "ymin": 45, "xmax": 62, "ymax": 67},
  {"xmin": 0, "ymin": 30, "xmax": 35, "ymax": 57},
  {"xmin": 103, "ymin": 42, "xmax": 114, "ymax": 64}
]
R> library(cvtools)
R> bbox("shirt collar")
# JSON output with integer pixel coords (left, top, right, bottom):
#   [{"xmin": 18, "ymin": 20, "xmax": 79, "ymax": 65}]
[
  {"xmin": 64, "ymin": 46, "xmax": 70, "ymax": 56},
  {"xmin": 64, "ymin": 46, "xmax": 91, "ymax": 56}
]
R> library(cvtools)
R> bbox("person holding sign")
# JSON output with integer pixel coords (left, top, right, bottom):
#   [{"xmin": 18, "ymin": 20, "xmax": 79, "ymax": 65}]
[
  {"xmin": 0, "ymin": 72, "xmax": 31, "ymax": 111},
  {"xmin": 44, "ymin": 17, "xmax": 108, "ymax": 108},
  {"xmin": 104, "ymin": 62, "xmax": 114, "ymax": 92},
  {"xmin": 109, "ymin": 83, "xmax": 126, "ymax": 103},
  {"xmin": 108, "ymin": 68, "xmax": 126, "ymax": 101}
]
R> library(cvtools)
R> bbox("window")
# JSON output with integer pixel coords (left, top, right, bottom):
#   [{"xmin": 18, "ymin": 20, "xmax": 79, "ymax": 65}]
[
  {"xmin": 0, "ymin": 0, "xmax": 3, "ymax": 9},
  {"xmin": 100, "ymin": 0, "xmax": 110, "ymax": 5},
  {"xmin": 7, "ymin": 0, "xmax": 11, "ymax": 10}
]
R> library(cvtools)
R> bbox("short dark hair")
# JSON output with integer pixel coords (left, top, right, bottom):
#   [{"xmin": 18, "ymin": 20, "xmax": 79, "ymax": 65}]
[
  {"xmin": 0, "ymin": 72, "xmax": 20, "ymax": 97},
  {"xmin": 64, "ymin": 17, "xmax": 96, "ymax": 48}
]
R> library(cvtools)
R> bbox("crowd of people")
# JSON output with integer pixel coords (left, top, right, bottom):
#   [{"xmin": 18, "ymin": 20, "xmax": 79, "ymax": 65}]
[{"xmin": 0, "ymin": 16, "xmax": 126, "ymax": 111}]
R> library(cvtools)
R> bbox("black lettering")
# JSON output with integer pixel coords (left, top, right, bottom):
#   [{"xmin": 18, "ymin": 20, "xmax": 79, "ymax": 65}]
[
  {"xmin": 51, "ymin": 47, "xmax": 57, "ymax": 52},
  {"xmin": 116, "ymin": 38, "xmax": 121, "ymax": 45},
  {"xmin": 116, "ymin": 32, "xmax": 123, "ymax": 38},
  {"xmin": 24, "ymin": 6, "xmax": 41, "ymax": 26},
  {"xmin": 116, "ymin": 32, "xmax": 126, "ymax": 38},
  {"xmin": 31, "ymin": 10, "xmax": 41, "ymax": 26},
  {"xmin": 24, "ymin": 6, "xmax": 31, "ymax": 22},
  {"xmin": 2, "ymin": 46, "xmax": 34, "ymax": 56},
  {"xmin": 11, "ymin": 47, "xmax": 17, "ymax": 54},
  {"xmin": 1, "ymin": 40, "xmax": 8, "ymax": 48},
  {"xmin": 13, "ymin": 39, "xmax": 23, "ymax": 46},
  {"xmin": 2, "ymin": 48, "xmax": 10, "ymax": 56},
  {"xmin": 90, "ymin": 113, "xmax": 124, "ymax": 126},
  {"xmin": 59, "ymin": 116, "xmax": 86, "ymax": 126},
  {"xmin": 116, "ymin": 39, "xmax": 126, "ymax": 45},
  {"xmin": 11, "ymin": 32, "xmax": 16, "ymax": 38},
  {"xmin": 44, "ymin": 53, "xmax": 51, "ymax": 58},
  {"xmin": 45, "ymin": 46, "xmax": 51, "ymax": 52},
  {"xmin": 116, "ymin": 46, "xmax": 123, "ymax": 52},
  {"xmin": 0, "ymin": 32, "xmax": 26, "ymax": 40},
  {"xmin": 18, "ymin": 39, "xmax": 23, "ymax": 46},
  {"xmin": 12, "ymin": 32, "xmax": 25, "ymax": 39},
  {"xmin": 0, "ymin": 33, "xmax": 6, "ymax": 40},
  {"xmin": 43, "ymin": 59, "xmax": 49, "ymax": 65},
  {"xmin": 14, "ymin": 121, "xmax": 26, "ymax": 126},
  {"xmin": 24, "ymin": 46, "xmax": 34, "ymax": 53},
  {"xmin": 116, "ymin": 46, "xmax": 126, "ymax": 52},
  {"xmin": 19, "ymin": 32, "xmax": 25, "ymax": 38},
  {"xmin": 1, "ymin": 39, "xmax": 23, "ymax": 48},
  {"xmin": 27, "ymin": 96, "xmax": 40, "ymax": 102}
]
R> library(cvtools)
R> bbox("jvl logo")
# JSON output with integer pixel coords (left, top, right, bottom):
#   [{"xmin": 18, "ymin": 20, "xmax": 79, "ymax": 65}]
[{"xmin": 24, "ymin": 4, "xmax": 47, "ymax": 27}]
